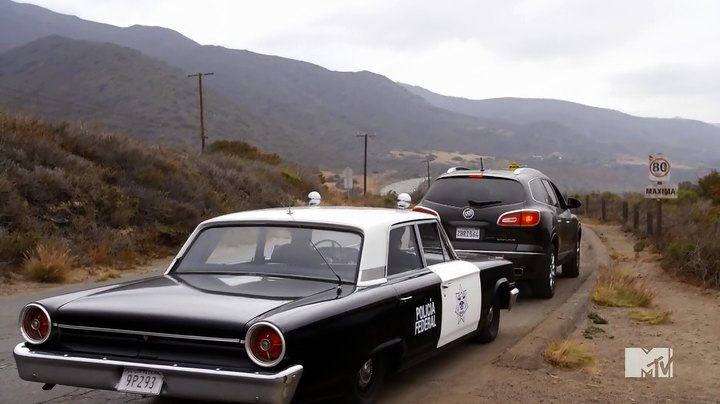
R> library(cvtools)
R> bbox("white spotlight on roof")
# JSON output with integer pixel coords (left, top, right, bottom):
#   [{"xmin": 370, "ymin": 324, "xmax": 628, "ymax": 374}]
[
  {"xmin": 308, "ymin": 191, "xmax": 321, "ymax": 206},
  {"xmin": 396, "ymin": 193, "xmax": 411, "ymax": 209}
]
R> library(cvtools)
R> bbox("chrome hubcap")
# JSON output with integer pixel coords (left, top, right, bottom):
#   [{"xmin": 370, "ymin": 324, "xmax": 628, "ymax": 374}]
[
  {"xmin": 487, "ymin": 306, "xmax": 494, "ymax": 325},
  {"xmin": 357, "ymin": 359, "xmax": 374, "ymax": 388},
  {"xmin": 549, "ymin": 253, "xmax": 556, "ymax": 290}
]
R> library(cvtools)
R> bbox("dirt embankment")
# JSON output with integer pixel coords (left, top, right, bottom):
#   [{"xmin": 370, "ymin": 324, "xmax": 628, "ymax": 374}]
[{"xmin": 462, "ymin": 224, "xmax": 720, "ymax": 403}]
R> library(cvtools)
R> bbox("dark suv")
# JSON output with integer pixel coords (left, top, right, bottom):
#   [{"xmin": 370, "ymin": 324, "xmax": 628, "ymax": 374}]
[{"xmin": 417, "ymin": 167, "xmax": 581, "ymax": 298}]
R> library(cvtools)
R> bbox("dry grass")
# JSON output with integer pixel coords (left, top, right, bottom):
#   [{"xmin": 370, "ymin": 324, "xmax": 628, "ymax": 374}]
[
  {"xmin": 591, "ymin": 265, "xmax": 655, "ymax": 307},
  {"xmin": 95, "ymin": 269, "xmax": 121, "ymax": 282},
  {"xmin": 23, "ymin": 243, "xmax": 75, "ymax": 283},
  {"xmin": 629, "ymin": 308, "xmax": 672, "ymax": 325},
  {"xmin": 543, "ymin": 339, "xmax": 597, "ymax": 369}
]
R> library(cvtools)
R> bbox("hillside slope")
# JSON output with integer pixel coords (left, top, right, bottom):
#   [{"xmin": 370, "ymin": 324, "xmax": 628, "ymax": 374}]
[
  {"xmin": 0, "ymin": 36, "xmax": 294, "ymax": 151},
  {"xmin": 0, "ymin": 112, "xmax": 321, "ymax": 273}
]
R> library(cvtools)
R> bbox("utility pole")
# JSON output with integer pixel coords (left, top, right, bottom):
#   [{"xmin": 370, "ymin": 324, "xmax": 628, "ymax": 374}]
[
  {"xmin": 425, "ymin": 156, "xmax": 433, "ymax": 190},
  {"xmin": 188, "ymin": 72, "xmax": 214, "ymax": 153},
  {"xmin": 355, "ymin": 132, "xmax": 376, "ymax": 195}
]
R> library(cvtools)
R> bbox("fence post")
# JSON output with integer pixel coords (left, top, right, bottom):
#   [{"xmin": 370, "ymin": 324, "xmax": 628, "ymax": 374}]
[
  {"xmin": 633, "ymin": 204, "xmax": 640, "ymax": 231},
  {"xmin": 646, "ymin": 212, "xmax": 654, "ymax": 235},
  {"xmin": 622, "ymin": 201, "xmax": 629, "ymax": 223},
  {"xmin": 585, "ymin": 195, "xmax": 590, "ymax": 215},
  {"xmin": 601, "ymin": 199, "xmax": 606, "ymax": 222},
  {"xmin": 657, "ymin": 200, "xmax": 662, "ymax": 236}
]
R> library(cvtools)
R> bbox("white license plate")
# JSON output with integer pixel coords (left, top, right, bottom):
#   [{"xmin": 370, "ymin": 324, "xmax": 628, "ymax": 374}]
[
  {"xmin": 118, "ymin": 368, "xmax": 163, "ymax": 395},
  {"xmin": 456, "ymin": 228, "xmax": 481, "ymax": 239}
]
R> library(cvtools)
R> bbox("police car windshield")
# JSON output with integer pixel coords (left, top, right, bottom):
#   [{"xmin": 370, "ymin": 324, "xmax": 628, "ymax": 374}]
[{"xmin": 175, "ymin": 225, "xmax": 362, "ymax": 283}]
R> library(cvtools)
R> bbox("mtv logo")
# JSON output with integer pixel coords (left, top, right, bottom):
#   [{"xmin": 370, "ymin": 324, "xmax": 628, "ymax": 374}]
[{"xmin": 625, "ymin": 347, "xmax": 674, "ymax": 378}]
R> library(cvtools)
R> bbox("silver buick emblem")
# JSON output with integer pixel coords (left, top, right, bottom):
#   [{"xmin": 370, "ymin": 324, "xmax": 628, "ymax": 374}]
[{"xmin": 462, "ymin": 207, "xmax": 474, "ymax": 220}]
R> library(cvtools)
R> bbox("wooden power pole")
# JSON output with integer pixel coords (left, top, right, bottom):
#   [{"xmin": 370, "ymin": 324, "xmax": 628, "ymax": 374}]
[
  {"xmin": 355, "ymin": 132, "xmax": 376, "ymax": 196},
  {"xmin": 188, "ymin": 72, "xmax": 214, "ymax": 153}
]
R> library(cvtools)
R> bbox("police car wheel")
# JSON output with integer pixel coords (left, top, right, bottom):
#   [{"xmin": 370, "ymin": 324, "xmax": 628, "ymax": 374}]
[
  {"xmin": 474, "ymin": 297, "xmax": 500, "ymax": 343},
  {"xmin": 347, "ymin": 355, "xmax": 386, "ymax": 404}
]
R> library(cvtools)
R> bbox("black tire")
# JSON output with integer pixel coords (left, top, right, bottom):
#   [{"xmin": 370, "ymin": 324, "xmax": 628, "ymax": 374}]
[
  {"xmin": 474, "ymin": 296, "xmax": 500, "ymax": 343},
  {"xmin": 562, "ymin": 238, "xmax": 580, "ymax": 278},
  {"xmin": 532, "ymin": 247, "xmax": 557, "ymax": 299},
  {"xmin": 346, "ymin": 355, "xmax": 386, "ymax": 404}
]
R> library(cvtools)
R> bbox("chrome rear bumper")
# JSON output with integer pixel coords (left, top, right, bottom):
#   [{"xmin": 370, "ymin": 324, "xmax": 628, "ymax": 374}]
[
  {"xmin": 14, "ymin": 343, "xmax": 302, "ymax": 404},
  {"xmin": 508, "ymin": 287, "xmax": 520, "ymax": 310}
]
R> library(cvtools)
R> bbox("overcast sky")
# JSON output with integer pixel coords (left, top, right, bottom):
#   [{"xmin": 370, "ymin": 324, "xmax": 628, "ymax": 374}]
[{"xmin": 18, "ymin": 0, "xmax": 720, "ymax": 123}]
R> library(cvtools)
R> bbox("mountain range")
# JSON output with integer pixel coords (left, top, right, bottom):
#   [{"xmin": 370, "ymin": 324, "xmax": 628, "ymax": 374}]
[{"xmin": 1, "ymin": 0, "xmax": 718, "ymax": 191}]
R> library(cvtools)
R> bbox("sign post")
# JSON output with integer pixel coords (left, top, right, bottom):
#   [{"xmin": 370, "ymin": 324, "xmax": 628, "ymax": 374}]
[
  {"xmin": 343, "ymin": 167, "xmax": 353, "ymax": 200},
  {"xmin": 644, "ymin": 154, "xmax": 676, "ymax": 236}
]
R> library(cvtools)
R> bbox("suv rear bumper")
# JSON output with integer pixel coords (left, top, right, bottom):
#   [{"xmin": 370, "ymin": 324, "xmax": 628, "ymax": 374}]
[{"xmin": 455, "ymin": 249, "xmax": 545, "ymax": 280}]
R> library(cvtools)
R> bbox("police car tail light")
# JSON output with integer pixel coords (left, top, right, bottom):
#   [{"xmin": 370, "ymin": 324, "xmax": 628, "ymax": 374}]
[
  {"xmin": 245, "ymin": 322, "xmax": 285, "ymax": 367},
  {"xmin": 411, "ymin": 206, "xmax": 439, "ymax": 217},
  {"xmin": 497, "ymin": 210, "xmax": 540, "ymax": 227},
  {"xmin": 20, "ymin": 303, "xmax": 52, "ymax": 344}
]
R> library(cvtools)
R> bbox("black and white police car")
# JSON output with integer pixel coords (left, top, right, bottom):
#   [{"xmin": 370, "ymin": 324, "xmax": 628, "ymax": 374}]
[{"xmin": 14, "ymin": 193, "xmax": 518, "ymax": 403}]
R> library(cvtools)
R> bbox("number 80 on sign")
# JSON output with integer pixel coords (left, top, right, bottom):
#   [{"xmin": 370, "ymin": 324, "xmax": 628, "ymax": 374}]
[{"xmin": 648, "ymin": 155, "xmax": 671, "ymax": 182}]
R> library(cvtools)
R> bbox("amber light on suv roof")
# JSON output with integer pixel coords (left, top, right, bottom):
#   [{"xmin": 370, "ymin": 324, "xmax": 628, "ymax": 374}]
[{"xmin": 497, "ymin": 210, "xmax": 541, "ymax": 227}]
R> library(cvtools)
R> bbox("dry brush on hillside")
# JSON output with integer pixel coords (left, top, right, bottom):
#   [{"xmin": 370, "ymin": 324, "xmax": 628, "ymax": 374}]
[{"xmin": 0, "ymin": 112, "xmax": 323, "ymax": 280}]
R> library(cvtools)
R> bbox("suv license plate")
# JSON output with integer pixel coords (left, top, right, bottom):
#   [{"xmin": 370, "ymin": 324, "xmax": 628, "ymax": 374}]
[
  {"xmin": 118, "ymin": 369, "xmax": 163, "ymax": 395},
  {"xmin": 456, "ymin": 228, "xmax": 481, "ymax": 239}
]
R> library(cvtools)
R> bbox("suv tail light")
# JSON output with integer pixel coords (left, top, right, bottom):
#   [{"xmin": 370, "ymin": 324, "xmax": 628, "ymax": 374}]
[
  {"xmin": 20, "ymin": 303, "xmax": 52, "ymax": 344},
  {"xmin": 245, "ymin": 322, "xmax": 285, "ymax": 367},
  {"xmin": 497, "ymin": 210, "xmax": 541, "ymax": 227},
  {"xmin": 412, "ymin": 206, "xmax": 439, "ymax": 217}
]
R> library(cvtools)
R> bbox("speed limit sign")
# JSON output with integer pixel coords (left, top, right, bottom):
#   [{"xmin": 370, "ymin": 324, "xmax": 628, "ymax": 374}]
[{"xmin": 648, "ymin": 154, "xmax": 671, "ymax": 182}]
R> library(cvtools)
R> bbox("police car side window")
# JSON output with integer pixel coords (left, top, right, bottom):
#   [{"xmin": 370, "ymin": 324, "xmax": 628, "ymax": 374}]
[
  {"xmin": 387, "ymin": 225, "xmax": 424, "ymax": 276},
  {"xmin": 417, "ymin": 222, "xmax": 447, "ymax": 265}
]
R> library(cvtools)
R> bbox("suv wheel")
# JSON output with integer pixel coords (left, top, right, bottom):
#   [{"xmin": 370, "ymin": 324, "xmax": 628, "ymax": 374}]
[
  {"xmin": 562, "ymin": 238, "xmax": 580, "ymax": 278},
  {"xmin": 532, "ymin": 247, "xmax": 556, "ymax": 299}
]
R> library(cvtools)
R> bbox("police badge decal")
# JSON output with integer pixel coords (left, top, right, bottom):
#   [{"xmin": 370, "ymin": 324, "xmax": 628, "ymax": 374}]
[{"xmin": 455, "ymin": 285, "xmax": 468, "ymax": 324}]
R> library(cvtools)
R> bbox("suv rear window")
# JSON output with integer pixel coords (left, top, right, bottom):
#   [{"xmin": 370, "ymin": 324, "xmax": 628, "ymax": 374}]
[{"xmin": 424, "ymin": 177, "xmax": 525, "ymax": 207}]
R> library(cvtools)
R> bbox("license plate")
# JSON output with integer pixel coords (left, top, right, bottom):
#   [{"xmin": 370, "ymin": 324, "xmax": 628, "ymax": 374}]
[
  {"xmin": 456, "ymin": 228, "xmax": 481, "ymax": 240},
  {"xmin": 118, "ymin": 368, "xmax": 163, "ymax": 395}
]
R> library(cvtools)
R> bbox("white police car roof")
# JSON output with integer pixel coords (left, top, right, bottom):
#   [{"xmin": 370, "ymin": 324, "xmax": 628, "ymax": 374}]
[{"xmin": 203, "ymin": 206, "xmax": 436, "ymax": 233}]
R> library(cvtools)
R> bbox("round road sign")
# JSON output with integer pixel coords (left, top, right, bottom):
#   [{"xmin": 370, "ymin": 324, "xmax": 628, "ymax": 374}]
[{"xmin": 648, "ymin": 155, "xmax": 671, "ymax": 182}]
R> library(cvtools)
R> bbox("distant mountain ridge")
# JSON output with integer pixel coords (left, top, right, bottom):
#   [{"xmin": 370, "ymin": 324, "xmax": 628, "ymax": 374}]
[
  {"xmin": 401, "ymin": 84, "xmax": 720, "ymax": 165},
  {"xmin": 1, "ymin": 0, "xmax": 718, "ymax": 191}
]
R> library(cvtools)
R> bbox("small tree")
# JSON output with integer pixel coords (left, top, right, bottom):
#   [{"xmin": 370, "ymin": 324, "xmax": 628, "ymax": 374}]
[{"xmin": 698, "ymin": 170, "xmax": 720, "ymax": 204}]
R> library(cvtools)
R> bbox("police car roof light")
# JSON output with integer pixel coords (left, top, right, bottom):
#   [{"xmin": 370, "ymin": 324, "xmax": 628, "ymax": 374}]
[
  {"xmin": 308, "ymin": 191, "xmax": 321, "ymax": 206},
  {"xmin": 396, "ymin": 193, "xmax": 411, "ymax": 209}
]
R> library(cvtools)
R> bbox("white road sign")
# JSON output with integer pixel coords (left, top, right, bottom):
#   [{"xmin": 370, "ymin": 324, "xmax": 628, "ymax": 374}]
[
  {"xmin": 343, "ymin": 167, "xmax": 353, "ymax": 190},
  {"xmin": 644, "ymin": 184, "xmax": 678, "ymax": 199},
  {"xmin": 648, "ymin": 154, "xmax": 671, "ymax": 182}
]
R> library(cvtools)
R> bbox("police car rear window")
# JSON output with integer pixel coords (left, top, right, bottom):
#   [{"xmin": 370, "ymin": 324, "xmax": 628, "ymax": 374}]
[{"xmin": 424, "ymin": 177, "xmax": 525, "ymax": 207}]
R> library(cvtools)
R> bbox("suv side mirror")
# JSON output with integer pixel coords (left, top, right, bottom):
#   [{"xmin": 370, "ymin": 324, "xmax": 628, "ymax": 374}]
[{"xmin": 566, "ymin": 197, "xmax": 582, "ymax": 209}]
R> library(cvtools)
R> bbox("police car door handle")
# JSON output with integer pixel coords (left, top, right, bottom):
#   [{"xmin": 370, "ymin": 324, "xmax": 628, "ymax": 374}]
[
  {"xmin": 399, "ymin": 296, "xmax": 413, "ymax": 303},
  {"xmin": 442, "ymin": 282, "xmax": 452, "ymax": 289}
]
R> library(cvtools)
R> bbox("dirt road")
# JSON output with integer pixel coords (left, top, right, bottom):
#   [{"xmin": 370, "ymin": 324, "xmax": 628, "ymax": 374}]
[{"xmin": 0, "ymin": 229, "xmax": 606, "ymax": 404}]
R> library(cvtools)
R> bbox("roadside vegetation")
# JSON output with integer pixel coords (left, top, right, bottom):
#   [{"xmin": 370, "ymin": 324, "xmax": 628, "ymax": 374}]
[
  {"xmin": 0, "ymin": 112, "xmax": 325, "ymax": 282},
  {"xmin": 591, "ymin": 264, "xmax": 654, "ymax": 307},
  {"xmin": 542, "ymin": 339, "xmax": 597, "ymax": 369},
  {"xmin": 579, "ymin": 171, "xmax": 720, "ymax": 288}
]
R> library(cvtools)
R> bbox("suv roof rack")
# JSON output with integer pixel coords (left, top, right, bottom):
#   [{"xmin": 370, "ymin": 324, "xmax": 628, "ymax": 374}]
[
  {"xmin": 512, "ymin": 167, "xmax": 544, "ymax": 176},
  {"xmin": 446, "ymin": 166, "xmax": 471, "ymax": 173}
]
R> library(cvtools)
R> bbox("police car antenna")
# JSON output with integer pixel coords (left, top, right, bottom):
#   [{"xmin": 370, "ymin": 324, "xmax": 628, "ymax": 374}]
[{"xmin": 480, "ymin": 157, "xmax": 485, "ymax": 172}]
